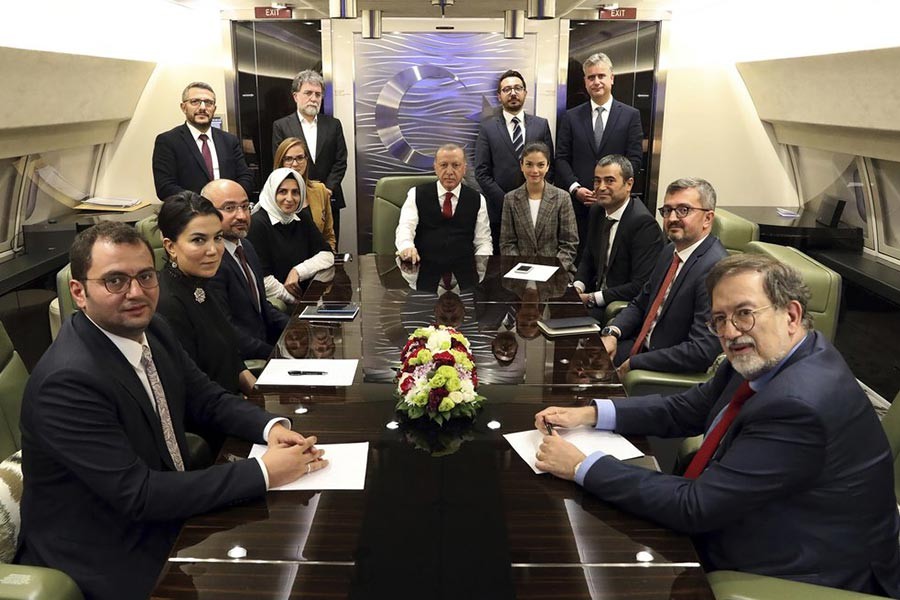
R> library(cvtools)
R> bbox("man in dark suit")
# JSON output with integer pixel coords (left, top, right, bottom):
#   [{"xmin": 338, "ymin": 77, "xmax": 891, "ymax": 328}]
[
  {"xmin": 203, "ymin": 179, "xmax": 289, "ymax": 360},
  {"xmin": 272, "ymin": 69, "xmax": 348, "ymax": 244},
  {"xmin": 152, "ymin": 82, "xmax": 254, "ymax": 200},
  {"xmin": 395, "ymin": 144, "xmax": 493, "ymax": 264},
  {"xmin": 535, "ymin": 253, "xmax": 900, "ymax": 597},
  {"xmin": 574, "ymin": 154, "xmax": 664, "ymax": 317},
  {"xmin": 556, "ymin": 53, "xmax": 643, "ymax": 257},
  {"xmin": 475, "ymin": 69, "xmax": 555, "ymax": 252},
  {"xmin": 17, "ymin": 222, "xmax": 327, "ymax": 600},
  {"xmin": 601, "ymin": 177, "xmax": 726, "ymax": 375}
]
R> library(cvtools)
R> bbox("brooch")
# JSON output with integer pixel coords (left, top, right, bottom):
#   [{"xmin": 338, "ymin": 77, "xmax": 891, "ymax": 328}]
[{"xmin": 194, "ymin": 288, "xmax": 206, "ymax": 303}]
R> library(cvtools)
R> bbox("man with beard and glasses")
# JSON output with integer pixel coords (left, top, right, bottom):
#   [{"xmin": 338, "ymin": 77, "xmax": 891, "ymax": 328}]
[
  {"xmin": 152, "ymin": 82, "xmax": 254, "ymax": 200},
  {"xmin": 599, "ymin": 177, "xmax": 726, "ymax": 376},
  {"xmin": 204, "ymin": 179, "xmax": 289, "ymax": 360},
  {"xmin": 272, "ymin": 69, "xmax": 348, "ymax": 244},
  {"xmin": 533, "ymin": 253, "xmax": 900, "ymax": 597}
]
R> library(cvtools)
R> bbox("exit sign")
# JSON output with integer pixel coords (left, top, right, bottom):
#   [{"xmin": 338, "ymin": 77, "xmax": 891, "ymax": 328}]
[
  {"xmin": 255, "ymin": 7, "xmax": 292, "ymax": 18},
  {"xmin": 599, "ymin": 7, "xmax": 637, "ymax": 19}
]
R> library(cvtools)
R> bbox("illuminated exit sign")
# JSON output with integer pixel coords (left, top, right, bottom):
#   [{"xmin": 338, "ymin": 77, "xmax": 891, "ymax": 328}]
[
  {"xmin": 255, "ymin": 7, "xmax": 292, "ymax": 18},
  {"xmin": 599, "ymin": 7, "xmax": 637, "ymax": 19}
]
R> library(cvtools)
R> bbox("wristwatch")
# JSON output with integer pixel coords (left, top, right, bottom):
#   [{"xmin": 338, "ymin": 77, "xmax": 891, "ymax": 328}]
[
  {"xmin": 585, "ymin": 294, "xmax": 596, "ymax": 308},
  {"xmin": 600, "ymin": 326, "xmax": 620, "ymax": 339}
]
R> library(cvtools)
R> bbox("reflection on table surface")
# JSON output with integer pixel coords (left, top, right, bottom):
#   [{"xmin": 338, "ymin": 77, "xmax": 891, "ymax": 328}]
[
  {"xmin": 154, "ymin": 255, "xmax": 713, "ymax": 600},
  {"xmin": 270, "ymin": 255, "xmax": 619, "ymax": 387}
]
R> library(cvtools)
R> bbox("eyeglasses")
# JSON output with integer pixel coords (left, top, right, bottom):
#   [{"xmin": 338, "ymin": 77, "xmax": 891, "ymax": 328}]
[
  {"xmin": 500, "ymin": 85, "xmax": 525, "ymax": 94},
  {"xmin": 706, "ymin": 305, "xmax": 773, "ymax": 336},
  {"xmin": 283, "ymin": 155, "xmax": 307, "ymax": 165},
  {"xmin": 658, "ymin": 205, "xmax": 713, "ymax": 219},
  {"xmin": 185, "ymin": 98, "xmax": 216, "ymax": 107},
  {"xmin": 219, "ymin": 202, "xmax": 252, "ymax": 214},
  {"xmin": 84, "ymin": 270, "xmax": 159, "ymax": 294}
]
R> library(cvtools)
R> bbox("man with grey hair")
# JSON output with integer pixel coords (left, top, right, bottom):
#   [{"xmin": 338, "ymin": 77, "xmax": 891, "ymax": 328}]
[
  {"xmin": 395, "ymin": 143, "xmax": 492, "ymax": 264},
  {"xmin": 556, "ymin": 53, "xmax": 643, "ymax": 258},
  {"xmin": 600, "ymin": 177, "xmax": 726, "ymax": 375},
  {"xmin": 535, "ymin": 252, "xmax": 900, "ymax": 597},
  {"xmin": 153, "ymin": 81, "xmax": 253, "ymax": 200},
  {"xmin": 272, "ymin": 69, "xmax": 348, "ymax": 244}
]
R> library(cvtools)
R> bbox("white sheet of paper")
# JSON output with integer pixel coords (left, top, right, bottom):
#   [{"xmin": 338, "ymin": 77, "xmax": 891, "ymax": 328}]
[
  {"xmin": 248, "ymin": 441, "xmax": 369, "ymax": 490},
  {"xmin": 503, "ymin": 262, "xmax": 559, "ymax": 282},
  {"xmin": 256, "ymin": 359, "xmax": 359, "ymax": 387},
  {"xmin": 503, "ymin": 427, "xmax": 644, "ymax": 474}
]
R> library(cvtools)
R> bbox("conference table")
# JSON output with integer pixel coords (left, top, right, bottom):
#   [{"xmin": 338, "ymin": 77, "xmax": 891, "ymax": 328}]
[{"xmin": 152, "ymin": 255, "xmax": 714, "ymax": 599}]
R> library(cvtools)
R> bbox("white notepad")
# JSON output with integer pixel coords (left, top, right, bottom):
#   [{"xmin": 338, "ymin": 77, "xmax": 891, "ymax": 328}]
[
  {"xmin": 503, "ymin": 427, "xmax": 643, "ymax": 474},
  {"xmin": 503, "ymin": 262, "xmax": 559, "ymax": 282},
  {"xmin": 248, "ymin": 442, "xmax": 369, "ymax": 490},
  {"xmin": 256, "ymin": 359, "xmax": 358, "ymax": 386}
]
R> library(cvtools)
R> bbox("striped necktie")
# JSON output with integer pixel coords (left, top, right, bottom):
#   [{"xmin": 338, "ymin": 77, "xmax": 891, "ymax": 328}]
[{"xmin": 511, "ymin": 116, "xmax": 524, "ymax": 159}]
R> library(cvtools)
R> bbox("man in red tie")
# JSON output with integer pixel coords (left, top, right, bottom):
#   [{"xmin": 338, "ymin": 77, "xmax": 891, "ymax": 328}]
[
  {"xmin": 599, "ymin": 177, "xmax": 726, "ymax": 376},
  {"xmin": 395, "ymin": 143, "xmax": 493, "ymax": 264},
  {"xmin": 533, "ymin": 253, "xmax": 900, "ymax": 597},
  {"xmin": 152, "ymin": 82, "xmax": 254, "ymax": 200}
]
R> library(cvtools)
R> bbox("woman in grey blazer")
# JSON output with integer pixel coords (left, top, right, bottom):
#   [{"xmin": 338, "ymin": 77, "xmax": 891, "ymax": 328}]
[{"xmin": 500, "ymin": 142, "xmax": 579, "ymax": 276}]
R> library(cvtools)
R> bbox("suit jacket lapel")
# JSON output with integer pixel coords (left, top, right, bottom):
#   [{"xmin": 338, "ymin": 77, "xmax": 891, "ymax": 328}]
[
  {"xmin": 179, "ymin": 124, "xmax": 210, "ymax": 176},
  {"xmin": 494, "ymin": 115, "xmax": 516, "ymax": 155},
  {"xmin": 532, "ymin": 185, "xmax": 557, "ymax": 241},
  {"xmin": 599, "ymin": 100, "xmax": 623, "ymax": 155},
  {"xmin": 658, "ymin": 235, "xmax": 713, "ymax": 320},
  {"xmin": 606, "ymin": 198, "xmax": 633, "ymax": 268},
  {"xmin": 580, "ymin": 104, "xmax": 597, "ymax": 157},
  {"xmin": 512, "ymin": 188, "xmax": 536, "ymax": 247},
  {"xmin": 314, "ymin": 115, "xmax": 328, "ymax": 165}
]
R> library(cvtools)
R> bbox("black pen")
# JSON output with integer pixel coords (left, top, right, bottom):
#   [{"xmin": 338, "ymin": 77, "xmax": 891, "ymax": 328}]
[
  {"xmin": 288, "ymin": 370, "xmax": 327, "ymax": 376},
  {"xmin": 543, "ymin": 417, "xmax": 554, "ymax": 435}
]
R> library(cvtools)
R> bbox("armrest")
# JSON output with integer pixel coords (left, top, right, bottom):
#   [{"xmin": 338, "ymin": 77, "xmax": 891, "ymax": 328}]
[
  {"xmin": 622, "ymin": 369, "xmax": 712, "ymax": 398},
  {"xmin": 707, "ymin": 570, "xmax": 883, "ymax": 600},
  {"xmin": 603, "ymin": 301, "xmax": 629, "ymax": 324},
  {"xmin": 0, "ymin": 564, "xmax": 84, "ymax": 600}
]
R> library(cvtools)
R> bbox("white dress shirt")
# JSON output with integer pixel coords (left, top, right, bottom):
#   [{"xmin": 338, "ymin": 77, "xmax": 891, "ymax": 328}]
[
  {"xmin": 395, "ymin": 182, "xmax": 493, "ymax": 256},
  {"xmin": 185, "ymin": 122, "xmax": 220, "ymax": 179},
  {"xmin": 298, "ymin": 112, "xmax": 318, "ymax": 162},
  {"xmin": 85, "ymin": 314, "xmax": 288, "ymax": 488},
  {"xmin": 503, "ymin": 109, "xmax": 526, "ymax": 142}
]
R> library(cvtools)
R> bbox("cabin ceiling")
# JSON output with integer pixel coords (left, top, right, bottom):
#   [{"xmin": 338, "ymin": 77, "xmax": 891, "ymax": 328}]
[{"xmin": 167, "ymin": 0, "xmax": 675, "ymax": 19}]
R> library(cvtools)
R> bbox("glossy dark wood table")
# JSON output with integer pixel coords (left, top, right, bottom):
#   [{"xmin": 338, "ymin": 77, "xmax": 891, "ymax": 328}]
[{"xmin": 153, "ymin": 256, "xmax": 714, "ymax": 600}]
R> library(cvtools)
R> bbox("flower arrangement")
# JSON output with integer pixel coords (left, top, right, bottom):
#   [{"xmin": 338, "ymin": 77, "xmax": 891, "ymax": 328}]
[{"xmin": 395, "ymin": 325, "xmax": 485, "ymax": 424}]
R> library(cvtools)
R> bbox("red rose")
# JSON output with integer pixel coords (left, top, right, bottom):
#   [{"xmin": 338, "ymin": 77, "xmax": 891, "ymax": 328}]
[
  {"xmin": 399, "ymin": 375, "xmax": 415, "ymax": 393},
  {"xmin": 433, "ymin": 351, "xmax": 455, "ymax": 367},
  {"xmin": 472, "ymin": 370, "xmax": 479, "ymax": 388},
  {"xmin": 451, "ymin": 338, "xmax": 466, "ymax": 352}
]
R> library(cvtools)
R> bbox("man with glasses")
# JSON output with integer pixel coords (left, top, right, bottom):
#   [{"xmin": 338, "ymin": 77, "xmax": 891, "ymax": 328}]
[
  {"xmin": 534, "ymin": 253, "xmax": 900, "ymax": 597},
  {"xmin": 272, "ymin": 69, "xmax": 348, "ymax": 244},
  {"xmin": 475, "ymin": 69, "xmax": 554, "ymax": 252},
  {"xmin": 204, "ymin": 179, "xmax": 289, "ymax": 360},
  {"xmin": 600, "ymin": 177, "xmax": 726, "ymax": 375},
  {"xmin": 17, "ymin": 221, "xmax": 326, "ymax": 600},
  {"xmin": 152, "ymin": 82, "xmax": 254, "ymax": 200}
]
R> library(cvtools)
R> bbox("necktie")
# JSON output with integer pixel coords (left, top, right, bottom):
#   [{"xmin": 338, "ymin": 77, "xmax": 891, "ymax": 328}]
[
  {"xmin": 597, "ymin": 217, "xmax": 616, "ymax": 289},
  {"xmin": 235, "ymin": 244, "xmax": 261, "ymax": 313},
  {"xmin": 683, "ymin": 381, "xmax": 755, "ymax": 479},
  {"xmin": 630, "ymin": 253, "xmax": 682, "ymax": 356},
  {"xmin": 198, "ymin": 133, "xmax": 214, "ymax": 179},
  {"xmin": 140, "ymin": 346, "xmax": 185, "ymax": 472},
  {"xmin": 593, "ymin": 106, "xmax": 605, "ymax": 151},
  {"xmin": 511, "ymin": 116, "xmax": 524, "ymax": 159},
  {"xmin": 442, "ymin": 192, "xmax": 453, "ymax": 219}
]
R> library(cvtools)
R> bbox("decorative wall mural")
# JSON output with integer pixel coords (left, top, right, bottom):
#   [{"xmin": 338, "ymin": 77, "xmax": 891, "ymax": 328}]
[{"xmin": 354, "ymin": 32, "xmax": 536, "ymax": 253}]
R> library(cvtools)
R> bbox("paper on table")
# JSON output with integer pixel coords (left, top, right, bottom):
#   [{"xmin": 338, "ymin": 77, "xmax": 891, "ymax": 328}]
[
  {"xmin": 503, "ymin": 427, "xmax": 644, "ymax": 474},
  {"xmin": 248, "ymin": 441, "xmax": 369, "ymax": 490},
  {"xmin": 256, "ymin": 359, "xmax": 358, "ymax": 387},
  {"xmin": 503, "ymin": 262, "xmax": 559, "ymax": 282}
]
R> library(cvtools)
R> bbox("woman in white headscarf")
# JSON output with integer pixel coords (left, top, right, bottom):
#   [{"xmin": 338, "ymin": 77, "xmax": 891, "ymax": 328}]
[{"xmin": 248, "ymin": 168, "xmax": 334, "ymax": 303}]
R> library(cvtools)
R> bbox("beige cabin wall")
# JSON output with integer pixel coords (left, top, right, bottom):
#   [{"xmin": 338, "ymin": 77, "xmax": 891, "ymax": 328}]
[{"xmin": 657, "ymin": 0, "xmax": 900, "ymax": 208}]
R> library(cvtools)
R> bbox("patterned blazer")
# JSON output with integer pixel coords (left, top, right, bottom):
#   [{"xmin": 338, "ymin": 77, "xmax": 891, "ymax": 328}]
[{"xmin": 499, "ymin": 182, "xmax": 579, "ymax": 275}]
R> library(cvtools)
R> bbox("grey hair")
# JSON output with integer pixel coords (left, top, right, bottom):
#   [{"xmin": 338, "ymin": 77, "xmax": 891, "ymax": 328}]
[
  {"xmin": 596, "ymin": 154, "xmax": 634, "ymax": 181},
  {"xmin": 435, "ymin": 143, "xmax": 466, "ymax": 164},
  {"xmin": 181, "ymin": 82, "xmax": 215, "ymax": 102},
  {"xmin": 292, "ymin": 69, "xmax": 325, "ymax": 93},
  {"xmin": 665, "ymin": 177, "xmax": 717, "ymax": 210},
  {"xmin": 583, "ymin": 53, "xmax": 614, "ymax": 73},
  {"xmin": 706, "ymin": 253, "xmax": 813, "ymax": 330}
]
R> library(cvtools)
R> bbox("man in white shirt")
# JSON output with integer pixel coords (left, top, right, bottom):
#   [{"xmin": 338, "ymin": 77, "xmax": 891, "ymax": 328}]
[
  {"xmin": 272, "ymin": 69, "xmax": 348, "ymax": 244},
  {"xmin": 152, "ymin": 81, "xmax": 254, "ymax": 200},
  {"xmin": 395, "ymin": 143, "xmax": 493, "ymax": 264},
  {"xmin": 17, "ymin": 221, "xmax": 326, "ymax": 600}
]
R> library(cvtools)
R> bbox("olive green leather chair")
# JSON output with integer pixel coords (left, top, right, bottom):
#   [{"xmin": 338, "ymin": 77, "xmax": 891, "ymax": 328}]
[
  {"xmin": 134, "ymin": 214, "xmax": 168, "ymax": 271},
  {"xmin": 712, "ymin": 208, "xmax": 760, "ymax": 256},
  {"xmin": 372, "ymin": 175, "xmax": 437, "ymax": 255},
  {"xmin": 0, "ymin": 322, "xmax": 85, "ymax": 600},
  {"xmin": 707, "ymin": 391, "xmax": 900, "ymax": 600}
]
